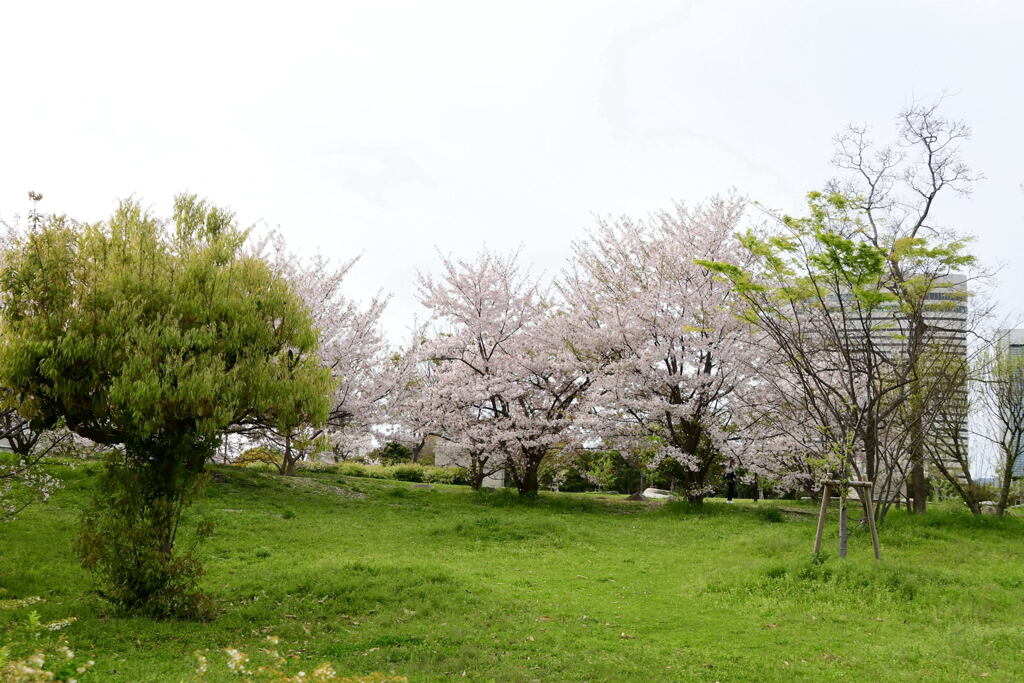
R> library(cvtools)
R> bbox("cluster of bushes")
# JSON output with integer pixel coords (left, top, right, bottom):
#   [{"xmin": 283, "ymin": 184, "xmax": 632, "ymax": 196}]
[
  {"xmin": 539, "ymin": 450, "xmax": 635, "ymax": 493},
  {"xmin": 240, "ymin": 460, "xmax": 470, "ymax": 486},
  {"xmin": 334, "ymin": 462, "xmax": 469, "ymax": 485}
]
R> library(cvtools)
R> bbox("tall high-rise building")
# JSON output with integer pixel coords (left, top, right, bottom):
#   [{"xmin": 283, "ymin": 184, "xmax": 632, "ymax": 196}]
[
  {"xmin": 847, "ymin": 274, "xmax": 970, "ymax": 492},
  {"xmin": 919, "ymin": 275, "xmax": 970, "ymax": 482}
]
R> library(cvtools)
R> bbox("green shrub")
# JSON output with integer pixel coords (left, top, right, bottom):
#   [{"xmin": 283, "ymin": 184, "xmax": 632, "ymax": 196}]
[
  {"xmin": 369, "ymin": 442, "xmax": 414, "ymax": 466},
  {"xmin": 336, "ymin": 463, "xmax": 469, "ymax": 486},
  {"xmin": 234, "ymin": 447, "xmax": 281, "ymax": 467},
  {"xmin": 423, "ymin": 466, "xmax": 469, "ymax": 485},
  {"xmin": 75, "ymin": 455, "xmax": 217, "ymax": 620},
  {"xmin": 338, "ymin": 463, "xmax": 370, "ymax": 477},
  {"xmin": 299, "ymin": 460, "xmax": 339, "ymax": 474},
  {"xmin": 388, "ymin": 465, "xmax": 425, "ymax": 482}
]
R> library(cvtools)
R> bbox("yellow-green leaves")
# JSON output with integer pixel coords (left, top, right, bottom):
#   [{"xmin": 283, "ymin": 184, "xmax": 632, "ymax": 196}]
[
  {"xmin": 0, "ymin": 195, "xmax": 335, "ymax": 616},
  {"xmin": 0, "ymin": 195, "xmax": 331, "ymax": 451}
]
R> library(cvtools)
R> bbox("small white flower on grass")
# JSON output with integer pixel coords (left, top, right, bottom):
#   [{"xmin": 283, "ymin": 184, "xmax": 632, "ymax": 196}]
[
  {"xmin": 225, "ymin": 648, "xmax": 249, "ymax": 673},
  {"xmin": 311, "ymin": 662, "xmax": 337, "ymax": 679},
  {"xmin": 45, "ymin": 616, "xmax": 77, "ymax": 631},
  {"xmin": 0, "ymin": 595, "xmax": 44, "ymax": 609}
]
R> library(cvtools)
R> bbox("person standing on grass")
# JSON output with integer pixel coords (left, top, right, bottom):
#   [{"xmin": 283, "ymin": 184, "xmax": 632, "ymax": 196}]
[{"xmin": 724, "ymin": 458, "xmax": 738, "ymax": 503}]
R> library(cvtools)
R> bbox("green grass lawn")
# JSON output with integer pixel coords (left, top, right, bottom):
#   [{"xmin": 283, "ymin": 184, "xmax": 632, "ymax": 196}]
[{"xmin": 2, "ymin": 462, "xmax": 1023, "ymax": 682}]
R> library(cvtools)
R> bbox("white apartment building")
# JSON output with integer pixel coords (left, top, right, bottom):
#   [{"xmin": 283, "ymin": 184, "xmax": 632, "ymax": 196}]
[{"xmin": 842, "ymin": 274, "xmax": 970, "ymax": 491}]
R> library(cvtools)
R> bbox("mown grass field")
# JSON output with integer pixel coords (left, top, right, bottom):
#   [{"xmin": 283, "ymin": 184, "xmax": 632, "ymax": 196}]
[{"xmin": 2, "ymin": 462, "xmax": 1023, "ymax": 681}]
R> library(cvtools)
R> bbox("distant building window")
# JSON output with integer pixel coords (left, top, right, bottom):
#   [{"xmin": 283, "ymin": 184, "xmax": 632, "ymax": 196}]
[{"xmin": 924, "ymin": 292, "xmax": 967, "ymax": 301}]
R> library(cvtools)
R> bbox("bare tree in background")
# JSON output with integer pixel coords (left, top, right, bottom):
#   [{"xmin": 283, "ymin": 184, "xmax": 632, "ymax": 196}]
[
  {"xmin": 829, "ymin": 99, "xmax": 983, "ymax": 514},
  {"xmin": 919, "ymin": 343, "xmax": 986, "ymax": 514},
  {"xmin": 978, "ymin": 345, "xmax": 1024, "ymax": 516},
  {"xmin": 704, "ymin": 102, "xmax": 984, "ymax": 523}
]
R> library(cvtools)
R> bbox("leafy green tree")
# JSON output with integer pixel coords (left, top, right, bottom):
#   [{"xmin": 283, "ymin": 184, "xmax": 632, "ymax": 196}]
[
  {"xmin": 372, "ymin": 441, "xmax": 414, "ymax": 466},
  {"xmin": 0, "ymin": 196, "xmax": 332, "ymax": 617},
  {"xmin": 700, "ymin": 190, "xmax": 974, "ymax": 523}
]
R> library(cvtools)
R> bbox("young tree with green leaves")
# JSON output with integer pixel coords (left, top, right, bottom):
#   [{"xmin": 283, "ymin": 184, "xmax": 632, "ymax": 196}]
[
  {"xmin": 700, "ymin": 190, "xmax": 975, "ymax": 523},
  {"xmin": 0, "ymin": 196, "xmax": 332, "ymax": 617}
]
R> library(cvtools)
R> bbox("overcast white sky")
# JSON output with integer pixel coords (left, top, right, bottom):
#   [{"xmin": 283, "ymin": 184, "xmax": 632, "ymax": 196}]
[{"xmin": 2, "ymin": 0, "xmax": 1022, "ymax": 347}]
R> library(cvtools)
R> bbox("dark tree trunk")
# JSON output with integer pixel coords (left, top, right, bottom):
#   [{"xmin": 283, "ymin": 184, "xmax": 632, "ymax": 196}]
[
  {"xmin": 411, "ymin": 436, "xmax": 426, "ymax": 464},
  {"xmin": 679, "ymin": 458, "xmax": 711, "ymax": 504},
  {"xmin": 510, "ymin": 452, "xmax": 542, "ymax": 497},
  {"xmin": 515, "ymin": 466, "xmax": 540, "ymax": 496},
  {"xmin": 282, "ymin": 435, "xmax": 299, "ymax": 476},
  {"xmin": 996, "ymin": 468, "xmax": 1014, "ymax": 516},
  {"xmin": 910, "ymin": 456, "xmax": 927, "ymax": 514},
  {"xmin": 468, "ymin": 456, "xmax": 487, "ymax": 491},
  {"xmin": 907, "ymin": 314, "xmax": 928, "ymax": 515},
  {"xmin": 863, "ymin": 424, "xmax": 877, "ymax": 483}
]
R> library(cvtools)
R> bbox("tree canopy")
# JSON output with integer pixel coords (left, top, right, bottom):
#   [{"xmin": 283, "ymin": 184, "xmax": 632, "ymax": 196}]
[{"xmin": 0, "ymin": 195, "xmax": 333, "ymax": 616}]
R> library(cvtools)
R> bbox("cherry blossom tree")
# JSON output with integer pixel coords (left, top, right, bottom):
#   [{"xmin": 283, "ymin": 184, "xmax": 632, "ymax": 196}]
[
  {"xmin": 414, "ymin": 249, "xmax": 589, "ymax": 495},
  {"xmin": 559, "ymin": 195, "xmax": 764, "ymax": 503},
  {"xmin": 243, "ymin": 232, "xmax": 404, "ymax": 475},
  {"xmin": 388, "ymin": 349, "xmax": 499, "ymax": 488},
  {"xmin": 0, "ymin": 413, "xmax": 71, "ymax": 521}
]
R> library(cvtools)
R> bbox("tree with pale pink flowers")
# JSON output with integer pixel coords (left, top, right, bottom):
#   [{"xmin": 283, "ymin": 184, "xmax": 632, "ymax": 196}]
[
  {"xmin": 559, "ymin": 196, "xmax": 765, "ymax": 503},
  {"xmin": 243, "ymin": 233, "xmax": 406, "ymax": 474},
  {"xmin": 414, "ymin": 249, "xmax": 589, "ymax": 495}
]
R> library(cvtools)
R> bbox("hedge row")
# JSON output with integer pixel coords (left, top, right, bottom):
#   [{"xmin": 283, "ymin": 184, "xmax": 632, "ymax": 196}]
[
  {"xmin": 301, "ymin": 462, "xmax": 470, "ymax": 485},
  {"xmin": 339, "ymin": 463, "xmax": 469, "ymax": 485},
  {"xmin": 234, "ymin": 460, "xmax": 472, "ymax": 485}
]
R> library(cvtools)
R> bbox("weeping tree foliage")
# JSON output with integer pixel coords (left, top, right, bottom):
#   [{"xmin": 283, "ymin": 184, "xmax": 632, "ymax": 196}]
[{"xmin": 0, "ymin": 196, "xmax": 332, "ymax": 618}]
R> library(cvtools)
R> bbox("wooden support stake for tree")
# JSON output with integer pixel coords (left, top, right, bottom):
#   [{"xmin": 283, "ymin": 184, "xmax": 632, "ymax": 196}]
[
  {"xmin": 859, "ymin": 484, "xmax": 881, "ymax": 560},
  {"xmin": 813, "ymin": 483, "xmax": 831, "ymax": 555},
  {"xmin": 812, "ymin": 480, "xmax": 881, "ymax": 560}
]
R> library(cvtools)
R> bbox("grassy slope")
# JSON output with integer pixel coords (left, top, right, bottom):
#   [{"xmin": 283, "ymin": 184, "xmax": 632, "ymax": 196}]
[{"xmin": 2, "ymin": 463, "xmax": 1023, "ymax": 682}]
